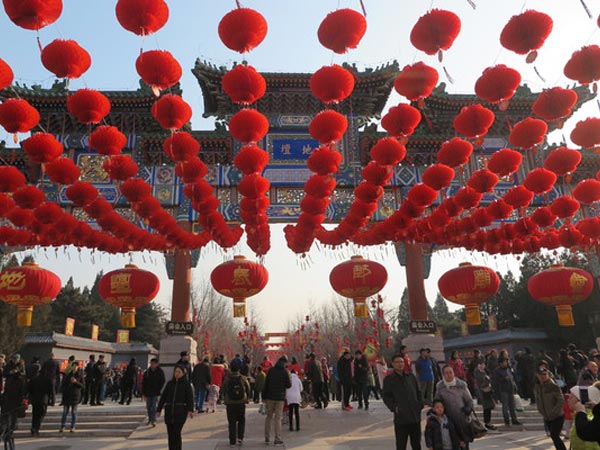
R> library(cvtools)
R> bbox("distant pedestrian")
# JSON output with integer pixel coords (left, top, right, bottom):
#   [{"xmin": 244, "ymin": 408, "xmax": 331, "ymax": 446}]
[
  {"xmin": 175, "ymin": 352, "xmax": 192, "ymax": 382},
  {"xmin": 534, "ymin": 367, "xmax": 566, "ymax": 450},
  {"xmin": 27, "ymin": 362, "xmax": 53, "ymax": 436},
  {"xmin": 382, "ymin": 354, "xmax": 423, "ymax": 450},
  {"xmin": 263, "ymin": 356, "xmax": 291, "ymax": 446},
  {"xmin": 157, "ymin": 365, "xmax": 194, "ymax": 450},
  {"xmin": 577, "ymin": 361, "xmax": 598, "ymax": 387},
  {"xmin": 82, "ymin": 354, "xmax": 95, "ymax": 405},
  {"xmin": 474, "ymin": 362, "xmax": 497, "ymax": 430},
  {"xmin": 91, "ymin": 355, "xmax": 107, "ymax": 406},
  {"xmin": 40, "ymin": 353, "xmax": 59, "ymax": 406},
  {"xmin": 306, "ymin": 353, "xmax": 327, "ymax": 409},
  {"xmin": 416, "ymin": 348, "xmax": 435, "ymax": 406},
  {"xmin": 191, "ymin": 357, "xmax": 211, "ymax": 413},
  {"xmin": 1, "ymin": 357, "xmax": 27, "ymax": 448},
  {"xmin": 337, "ymin": 351, "xmax": 353, "ymax": 411},
  {"xmin": 142, "ymin": 358, "xmax": 165, "ymax": 427},
  {"xmin": 492, "ymin": 357, "xmax": 521, "ymax": 426},
  {"xmin": 254, "ymin": 366, "xmax": 266, "ymax": 403},
  {"xmin": 222, "ymin": 360, "xmax": 250, "ymax": 447},
  {"xmin": 261, "ymin": 356, "xmax": 273, "ymax": 373},
  {"xmin": 59, "ymin": 362, "xmax": 83, "ymax": 433},
  {"xmin": 353, "ymin": 350, "xmax": 369, "ymax": 410},
  {"xmin": 120, "ymin": 358, "xmax": 138, "ymax": 405},
  {"xmin": 286, "ymin": 370, "xmax": 303, "ymax": 431}
]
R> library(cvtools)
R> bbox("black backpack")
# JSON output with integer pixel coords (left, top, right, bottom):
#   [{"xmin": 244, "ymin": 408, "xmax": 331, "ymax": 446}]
[{"xmin": 228, "ymin": 375, "xmax": 245, "ymax": 401}]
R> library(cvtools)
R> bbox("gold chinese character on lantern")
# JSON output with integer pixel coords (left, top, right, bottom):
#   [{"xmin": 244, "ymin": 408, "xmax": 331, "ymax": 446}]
[
  {"xmin": 0, "ymin": 272, "xmax": 26, "ymax": 291},
  {"xmin": 110, "ymin": 273, "xmax": 132, "ymax": 294},
  {"xmin": 473, "ymin": 269, "xmax": 491, "ymax": 289},
  {"xmin": 353, "ymin": 264, "xmax": 372, "ymax": 280},
  {"xmin": 232, "ymin": 267, "xmax": 251, "ymax": 286},
  {"xmin": 569, "ymin": 273, "xmax": 588, "ymax": 293}
]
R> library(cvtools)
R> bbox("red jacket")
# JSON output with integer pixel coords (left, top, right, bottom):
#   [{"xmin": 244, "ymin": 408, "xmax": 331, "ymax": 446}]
[{"xmin": 210, "ymin": 364, "xmax": 225, "ymax": 387}]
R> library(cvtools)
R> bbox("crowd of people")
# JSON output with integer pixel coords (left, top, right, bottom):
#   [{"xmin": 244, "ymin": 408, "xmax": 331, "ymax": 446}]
[{"xmin": 0, "ymin": 343, "xmax": 599, "ymax": 450}]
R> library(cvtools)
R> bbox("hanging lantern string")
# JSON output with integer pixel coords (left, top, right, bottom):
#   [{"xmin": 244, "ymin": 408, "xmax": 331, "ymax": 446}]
[
  {"xmin": 466, "ymin": 0, "xmax": 476, "ymax": 9},
  {"xmin": 236, "ymin": 0, "xmax": 241, "ymax": 8},
  {"xmin": 579, "ymin": 0, "xmax": 592, "ymax": 18},
  {"xmin": 533, "ymin": 66, "xmax": 546, "ymax": 83},
  {"xmin": 359, "ymin": 0, "xmax": 367, "ymax": 17}
]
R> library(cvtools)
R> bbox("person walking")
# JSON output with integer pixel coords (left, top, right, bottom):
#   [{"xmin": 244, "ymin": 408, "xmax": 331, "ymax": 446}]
[
  {"xmin": 367, "ymin": 366, "xmax": 379, "ymax": 400},
  {"xmin": 383, "ymin": 354, "xmax": 423, "ymax": 450},
  {"xmin": 474, "ymin": 361, "xmax": 497, "ymax": 430},
  {"xmin": 92, "ymin": 354, "xmax": 107, "ymax": 406},
  {"xmin": 254, "ymin": 366, "xmax": 266, "ymax": 403},
  {"xmin": 435, "ymin": 365, "xmax": 474, "ymax": 449},
  {"xmin": 320, "ymin": 357, "xmax": 330, "ymax": 402},
  {"xmin": 263, "ymin": 356, "xmax": 291, "ymax": 446},
  {"xmin": 142, "ymin": 358, "xmax": 165, "ymax": 427},
  {"xmin": 1, "ymin": 357, "xmax": 27, "ymax": 449},
  {"xmin": 59, "ymin": 361, "xmax": 83, "ymax": 433},
  {"xmin": 120, "ymin": 358, "xmax": 138, "ymax": 405},
  {"xmin": 222, "ymin": 360, "xmax": 250, "ymax": 447},
  {"xmin": 27, "ymin": 362, "xmax": 53, "ymax": 436},
  {"xmin": 286, "ymin": 369, "xmax": 303, "ymax": 431},
  {"xmin": 353, "ymin": 350, "xmax": 370, "ymax": 410},
  {"xmin": 306, "ymin": 353, "xmax": 327, "ymax": 409},
  {"xmin": 337, "ymin": 351, "xmax": 353, "ymax": 411},
  {"xmin": 175, "ymin": 352, "xmax": 192, "ymax": 382},
  {"xmin": 82, "ymin": 354, "xmax": 95, "ymax": 405},
  {"xmin": 208, "ymin": 357, "xmax": 225, "ymax": 413},
  {"xmin": 534, "ymin": 367, "xmax": 566, "ymax": 450},
  {"xmin": 191, "ymin": 357, "xmax": 211, "ymax": 413},
  {"xmin": 40, "ymin": 353, "xmax": 58, "ymax": 406},
  {"xmin": 157, "ymin": 365, "xmax": 194, "ymax": 450},
  {"xmin": 492, "ymin": 357, "xmax": 522, "ymax": 426},
  {"xmin": 416, "ymin": 348, "xmax": 435, "ymax": 406}
]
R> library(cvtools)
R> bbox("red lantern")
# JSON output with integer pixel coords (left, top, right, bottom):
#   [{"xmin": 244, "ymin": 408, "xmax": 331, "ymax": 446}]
[
  {"xmin": 564, "ymin": 45, "xmax": 600, "ymax": 85},
  {"xmin": 0, "ymin": 58, "xmax": 14, "ymax": 91},
  {"xmin": 45, "ymin": 157, "xmax": 80, "ymax": 185},
  {"xmin": 407, "ymin": 183, "xmax": 438, "ymax": 207},
  {"xmin": 41, "ymin": 39, "xmax": 91, "ymax": 79},
  {"xmin": 228, "ymin": 109, "xmax": 269, "ymax": 144},
  {"xmin": 102, "ymin": 155, "xmax": 138, "ymax": 181},
  {"xmin": 437, "ymin": 138, "xmax": 473, "ymax": 167},
  {"xmin": 238, "ymin": 174, "xmax": 270, "ymax": 198},
  {"xmin": 65, "ymin": 181, "xmax": 98, "ymax": 207},
  {"xmin": 487, "ymin": 199, "xmax": 513, "ymax": 220},
  {"xmin": 3, "ymin": 0, "xmax": 62, "ymax": 30},
  {"xmin": 0, "ymin": 262, "xmax": 61, "ymax": 326},
  {"xmin": 468, "ymin": 169, "xmax": 499, "ymax": 194},
  {"xmin": 162, "ymin": 132, "xmax": 199, "ymax": 162},
  {"xmin": 151, "ymin": 94, "xmax": 192, "ymax": 130},
  {"xmin": 0, "ymin": 166, "xmax": 26, "ymax": 192},
  {"xmin": 544, "ymin": 146, "xmax": 582, "ymax": 176},
  {"xmin": 370, "ymin": 137, "xmax": 406, "ymax": 166},
  {"xmin": 571, "ymin": 118, "xmax": 600, "ymax": 149},
  {"xmin": 509, "ymin": 117, "xmax": 548, "ymax": 149},
  {"xmin": 67, "ymin": 89, "xmax": 111, "ymax": 124},
  {"xmin": 532, "ymin": 206, "xmax": 557, "ymax": 228},
  {"xmin": 438, "ymin": 262, "xmax": 500, "ymax": 325},
  {"xmin": 99, "ymin": 264, "xmax": 160, "ymax": 327},
  {"xmin": 500, "ymin": 10, "xmax": 553, "ymax": 61},
  {"xmin": 381, "ymin": 104, "xmax": 421, "ymax": 137},
  {"xmin": 329, "ymin": 256, "xmax": 388, "ymax": 318},
  {"xmin": 453, "ymin": 104, "xmax": 495, "ymax": 139},
  {"xmin": 550, "ymin": 196, "xmax": 580, "ymax": 219},
  {"xmin": 317, "ymin": 8, "xmax": 366, "ymax": 54},
  {"xmin": 234, "ymin": 145, "xmax": 269, "ymax": 175},
  {"xmin": 119, "ymin": 178, "xmax": 152, "ymax": 202},
  {"xmin": 474, "ymin": 65, "xmax": 521, "ymax": 106},
  {"xmin": 523, "ymin": 168, "xmax": 557, "ymax": 194},
  {"xmin": 410, "ymin": 9, "xmax": 461, "ymax": 56},
  {"xmin": 454, "ymin": 187, "xmax": 483, "ymax": 209},
  {"xmin": 394, "ymin": 62, "xmax": 438, "ymax": 102},
  {"xmin": 135, "ymin": 50, "xmax": 182, "ymax": 93},
  {"xmin": 115, "ymin": 0, "xmax": 169, "ymax": 36},
  {"xmin": 572, "ymin": 179, "xmax": 600, "ymax": 204},
  {"xmin": 174, "ymin": 157, "xmax": 207, "ymax": 183},
  {"xmin": 218, "ymin": 8, "xmax": 267, "ymax": 53},
  {"xmin": 422, "ymin": 164, "xmax": 455, "ymax": 190},
  {"xmin": 22, "ymin": 133, "xmax": 63, "ymax": 163},
  {"xmin": 221, "ymin": 64, "xmax": 266, "ymax": 105},
  {"xmin": 310, "ymin": 65, "xmax": 355, "ymax": 104},
  {"xmin": 13, "ymin": 185, "xmax": 44, "ymax": 209},
  {"xmin": 487, "ymin": 148, "xmax": 522, "ymax": 177},
  {"xmin": 533, "ymin": 87, "xmax": 578, "ymax": 122},
  {"xmin": 210, "ymin": 255, "xmax": 268, "ymax": 317},
  {"xmin": 309, "ymin": 110, "xmax": 348, "ymax": 144},
  {"xmin": 528, "ymin": 264, "xmax": 593, "ymax": 326},
  {"xmin": 89, "ymin": 125, "xmax": 127, "ymax": 156},
  {"xmin": 504, "ymin": 185, "xmax": 534, "ymax": 208},
  {"xmin": 33, "ymin": 201, "xmax": 63, "ymax": 224},
  {"xmin": 0, "ymin": 98, "xmax": 40, "ymax": 134}
]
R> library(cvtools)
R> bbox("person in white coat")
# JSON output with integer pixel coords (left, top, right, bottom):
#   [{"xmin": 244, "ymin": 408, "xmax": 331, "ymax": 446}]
[{"xmin": 286, "ymin": 370, "xmax": 303, "ymax": 431}]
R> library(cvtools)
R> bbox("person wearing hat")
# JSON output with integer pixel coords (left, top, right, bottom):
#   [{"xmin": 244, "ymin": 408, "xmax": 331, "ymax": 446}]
[
  {"xmin": 534, "ymin": 367, "xmax": 566, "ymax": 450},
  {"xmin": 176, "ymin": 351, "xmax": 192, "ymax": 382},
  {"xmin": 492, "ymin": 357, "xmax": 521, "ymax": 426}
]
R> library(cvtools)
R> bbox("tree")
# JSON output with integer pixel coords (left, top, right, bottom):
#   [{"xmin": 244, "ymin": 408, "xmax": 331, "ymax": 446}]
[
  {"xmin": 432, "ymin": 293, "xmax": 451, "ymax": 322},
  {"xmin": 130, "ymin": 302, "xmax": 167, "ymax": 348}
]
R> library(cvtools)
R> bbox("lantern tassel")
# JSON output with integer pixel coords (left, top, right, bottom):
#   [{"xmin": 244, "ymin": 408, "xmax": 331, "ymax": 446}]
[
  {"xmin": 579, "ymin": 0, "xmax": 592, "ymax": 18},
  {"xmin": 17, "ymin": 306, "xmax": 34, "ymax": 327}
]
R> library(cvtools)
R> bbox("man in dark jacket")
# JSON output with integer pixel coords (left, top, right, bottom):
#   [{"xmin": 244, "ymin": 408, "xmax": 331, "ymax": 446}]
[
  {"xmin": 534, "ymin": 367, "xmax": 566, "ymax": 450},
  {"xmin": 40, "ymin": 353, "xmax": 59, "ymax": 406},
  {"xmin": 28, "ymin": 363, "xmax": 53, "ymax": 436},
  {"xmin": 353, "ymin": 350, "xmax": 369, "ymax": 410},
  {"xmin": 175, "ymin": 351, "xmax": 192, "ymax": 382},
  {"xmin": 337, "ymin": 351, "xmax": 353, "ymax": 410},
  {"xmin": 306, "ymin": 353, "xmax": 327, "ymax": 409},
  {"xmin": 223, "ymin": 360, "xmax": 251, "ymax": 446},
  {"xmin": 383, "ymin": 354, "xmax": 423, "ymax": 450},
  {"xmin": 191, "ymin": 357, "xmax": 211, "ymax": 413},
  {"xmin": 2, "ymin": 359, "xmax": 27, "ymax": 447},
  {"xmin": 262, "ymin": 357, "xmax": 291, "ymax": 446},
  {"xmin": 82, "ymin": 354, "xmax": 95, "ymax": 405},
  {"xmin": 142, "ymin": 358, "xmax": 165, "ymax": 427},
  {"xmin": 91, "ymin": 355, "xmax": 107, "ymax": 406},
  {"xmin": 120, "ymin": 358, "xmax": 138, "ymax": 405},
  {"xmin": 492, "ymin": 357, "xmax": 521, "ymax": 426}
]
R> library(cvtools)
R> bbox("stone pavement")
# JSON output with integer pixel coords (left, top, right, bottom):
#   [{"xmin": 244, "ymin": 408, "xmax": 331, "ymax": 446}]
[{"xmin": 13, "ymin": 401, "xmax": 562, "ymax": 450}]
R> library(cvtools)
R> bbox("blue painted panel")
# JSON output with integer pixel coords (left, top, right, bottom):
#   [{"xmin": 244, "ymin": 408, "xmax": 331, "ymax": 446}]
[{"xmin": 271, "ymin": 137, "xmax": 319, "ymax": 160}]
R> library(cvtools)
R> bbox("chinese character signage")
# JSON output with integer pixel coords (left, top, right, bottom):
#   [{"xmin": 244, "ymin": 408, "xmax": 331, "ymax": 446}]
[
  {"xmin": 409, "ymin": 320, "xmax": 437, "ymax": 334},
  {"xmin": 0, "ymin": 271, "xmax": 26, "ymax": 290},
  {"xmin": 272, "ymin": 137, "xmax": 318, "ymax": 160},
  {"xmin": 117, "ymin": 329, "xmax": 130, "ymax": 343},
  {"xmin": 91, "ymin": 324, "xmax": 99, "ymax": 341},
  {"xmin": 166, "ymin": 321, "xmax": 195, "ymax": 336},
  {"xmin": 65, "ymin": 317, "xmax": 75, "ymax": 336},
  {"xmin": 110, "ymin": 273, "xmax": 132, "ymax": 294}
]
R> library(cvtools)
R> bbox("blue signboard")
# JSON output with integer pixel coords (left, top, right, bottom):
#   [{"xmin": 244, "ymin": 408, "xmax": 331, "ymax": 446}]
[{"xmin": 272, "ymin": 137, "xmax": 319, "ymax": 160}]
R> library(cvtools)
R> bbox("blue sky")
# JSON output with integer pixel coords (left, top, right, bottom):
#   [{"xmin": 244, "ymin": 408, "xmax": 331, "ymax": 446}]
[{"xmin": 2, "ymin": 1, "xmax": 599, "ymax": 331}]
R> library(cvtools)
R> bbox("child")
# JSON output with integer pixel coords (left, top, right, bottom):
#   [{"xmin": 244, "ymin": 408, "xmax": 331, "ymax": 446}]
[
  {"xmin": 286, "ymin": 369, "xmax": 303, "ymax": 431},
  {"xmin": 207, "ymin": 383, "xmax": 219, "ymax": 413},
  {"xmin": 424, "ymin": 399, "xmax": 465, "ymax": 450}
]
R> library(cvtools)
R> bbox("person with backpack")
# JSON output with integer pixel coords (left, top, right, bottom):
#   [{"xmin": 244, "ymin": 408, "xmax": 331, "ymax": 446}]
[{"xmin": 222, "ymin": 360, "xmax": 250, "ymax": 447}]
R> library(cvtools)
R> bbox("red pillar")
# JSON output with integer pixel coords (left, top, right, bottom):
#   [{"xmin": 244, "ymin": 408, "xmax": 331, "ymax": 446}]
[
  {"xmin": 404, "ymin": 242, "xmax": 429, "ymax": 321},
  {"xmin": 171, "ymin": 221, "xmax": 192, "ymax": 322}
]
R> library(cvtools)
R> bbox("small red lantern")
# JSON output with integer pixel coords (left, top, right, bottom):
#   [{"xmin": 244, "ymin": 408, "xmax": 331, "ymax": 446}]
[
  {"xmin": 221, "ymin": 64, "xmax": 266, "ymax": 105},
  {"xmin": 218, "ymin": 8, "xmax": 268, "ymax": 53},
  {"xmin": 487, "ymin": 148, "xmax": 522, "ymax": 177},
  {"xmin": 564, "ymin": 45, "xmax": 600, "ymax": 85},
  {"xmin": 544, "ymin": 146, "xmax": 582, "ymax": 177},
  {"xmin": 135, "ymin": 50, "xmax": 182, "ymax": 94},
  {"xmin": 228, "ymin": 109, "xmax": 269, "ymax": 144},
  {"xmin": 453, "ymin": 104, "xmax": 495, "ymax": 139},
  {"xmin": 438, "ymin": 262, "xmax": 500, "ymax": 326},
  {"xmin": 468, "ymin": 169, "xmax": 499, "ymax": 194},
  {"xmin": 533, "ymin": 87, "xmax": 578, "ymax": 122},
  {"xmin": 103, "ymin": 155, "xmax": 138, "ymax": 181},
  {"xmin": 329, "ymin": 255, "xmax": 388, "ymax": 318},
  {"xmin": 410, "ymin": 9, "xmax": 461, "ymax": 57},
  {"xmin": 0, "ymin": 58, "xmax": 14, "ymax": 91},
  {"xmin": 474, "ymin": 65, "xmax": 521, "ymax": 106},
  {"xmin": 41, "ymin": 39, "xmax": 91, "ymax": 79},
  {"xmin": 523, "ymin": 168, "xmax": 557, "ymax": 194},
  {"xmin": 0, "ymin": 262, "xmax": 61, "ymax": 326},
  {"xmin": 0, "ymin": 166, "xmax": 26, "ymax": 192},
  {"xmin": 317, "ymin": 8, "xmax": 366, "ymax": 54},
  {"xmin": 151, "ymin": 94, "xmax": 192, "ymax": 130},
  {"xmin": 528, "ymin": 264, "xmax": 593, "ymax": 326},
  {"xmin": 509, "ymin": 117, "xmax": 548, "ymax": 149},
  {"xmin": 309, "ymin": 110, "xmax": 348, "ymax": 144},
  {"xmin": 370, "ymin": 138, "xmax": 406, "ymax": 166},
  {"xmin": 89, "ymin": 125, "xmax": 127, "ymax": 156},
  {"xmin": 162, "ymin": 132, "xmax": 199, "ymax": 162},
  {"xmin": 500, "ymin": 10, "xmax": 553, "ymax": 62},
  {"xmin": 22, "ymin": 133, "xmax": 63, "ymax": 164},
  {"xmin": 65, "ymin": 181, "xmax": 98, "ymax": 207},
  {"xmin": 571, "ymin": 118, "xmax": 600, "ymax": 149},
  {"xmin": 99, "ymin": 264, "xmax": 160, "ymax": 327},
  {"xmin": 45, "ymin": 157, "xmax": 81, "ymax": 185},
  {"xmin": 310, "ymin": 65, "xmax": 355, "ymax": 104},
  {"xmin": 210, "ymin": 255, "xmax": 268, "ymax": 317},
  {"xmin": 67, "ymin": 89, "xmax": 111, "ymax": 124},
  {"xmin": 572, "ymin": 179, "xmax": 600, "ymax": 205},
  {"xmin": 3, "ymin": 0, "xmax": 63, "ymax": 30},
  {"xmin": 437, "ymin": 138, "xmax": 473, "ymax": 168},
  {"xmin": 394, "ymin": 62, "xmax": 439, "ymax": 102},
  {"xmin": 115, "ymin": 0, "xmax": 169, "ymax": 36},
  {"xmin": 381, "ymin": 104, "xmax": 421, "ymax": 137},
  {"xmin": 0, "ymin": 98, "xmax": 40, "ymax": 134}
]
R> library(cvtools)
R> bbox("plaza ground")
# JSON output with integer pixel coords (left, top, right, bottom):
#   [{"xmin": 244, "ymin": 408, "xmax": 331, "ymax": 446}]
[{"xmin": 13, "ymin": 400, "xmax": 562, "ymax": 449}]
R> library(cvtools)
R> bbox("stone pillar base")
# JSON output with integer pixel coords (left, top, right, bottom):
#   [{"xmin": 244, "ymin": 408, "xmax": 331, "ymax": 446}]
[
  {"xmin": 402, "ymin": 333, "xmax": 445, "ymax": 365},
  {"xmin": 159, "ymin": 335, "xmax": 197, "ymax": 380}
]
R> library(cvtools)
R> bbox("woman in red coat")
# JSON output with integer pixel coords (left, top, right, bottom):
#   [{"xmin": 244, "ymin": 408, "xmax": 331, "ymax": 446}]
[{"xmin": 448, "ymin": 351, "xmax": 466, "ymax": 381}]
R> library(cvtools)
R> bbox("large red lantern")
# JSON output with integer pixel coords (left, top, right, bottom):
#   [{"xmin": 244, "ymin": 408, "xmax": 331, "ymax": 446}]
[
  {"xmin": 410, "ymin": 9, "xmax": 461, "ymax": 57},
  {"xmin": 3, "ymin": 0, "xmax": 63, "ymax": 30},
  {"xmin": 329, "ymin": 256, "xmax": 388, "ymax": 318},
  {"xmin": 317, "ymin": 8, "xmax": 367, "ymax": 54},
  {"xmin": 115, "ymin": 0, "xmax": 169, "ymax": 36},
  {"xmin": 41, "ymin": 39, "xmax": 91, "ymax": 79},
  {"xmin": 98, "ymin": 264, "xmax": 160, "ymax": 327},
  {"xmin": 528, "ymin": 264, "xmax": 593, "ymax": 326},
  {"xmin": 218, "ymin": 8, "xmax": 268, "ymax": 54},
  {"xmin": 210, "ymin": 255, "xmax": 268, "ymax": 317},
  {"xmin": 0, "ymin": 262, "xmax": 61, "ymax": 326},
  {"xmin": 438, "ymin": 262, "xmax": 500, "ymax": 325}
]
